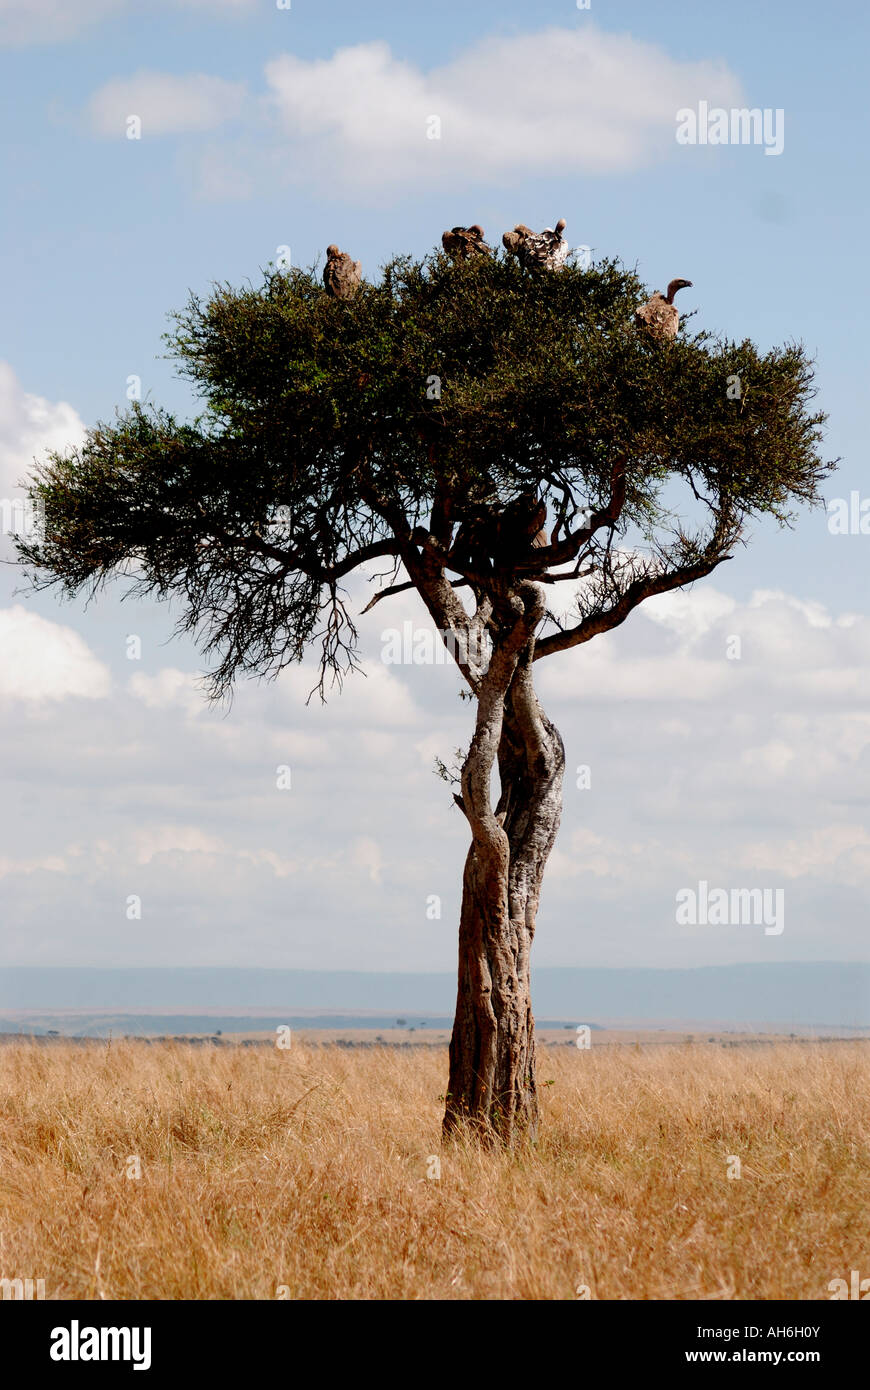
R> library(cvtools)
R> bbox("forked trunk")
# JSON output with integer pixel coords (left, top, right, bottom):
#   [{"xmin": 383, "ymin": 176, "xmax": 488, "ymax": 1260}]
[{"xmin": 443, "ymin": 628, "xmax": 565, "ymax": 1146}]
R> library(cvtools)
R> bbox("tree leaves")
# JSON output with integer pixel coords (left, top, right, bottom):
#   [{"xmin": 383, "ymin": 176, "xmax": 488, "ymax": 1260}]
[{"xmin": 17, "ymin": 247, "xmax": 834, "ymax": 696}]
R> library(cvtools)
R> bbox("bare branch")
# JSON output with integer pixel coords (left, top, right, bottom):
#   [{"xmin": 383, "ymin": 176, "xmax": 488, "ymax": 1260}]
[
  {"xmin": 534, "ymin": 515, "xmax": 737, "ymax": 661},
  {"xmin": 360, "ymin": 573, "xmax": 472, "ymax": 614}
]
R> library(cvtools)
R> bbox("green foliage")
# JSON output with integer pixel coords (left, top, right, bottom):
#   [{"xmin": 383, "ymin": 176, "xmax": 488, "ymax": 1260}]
[
  {"xmin": 18, "ymin": 246, "xmax": 834, "ymax": 693},
  {"xmin": 165, "ymin": 251, "xmax": 829, "ymax": 525}
]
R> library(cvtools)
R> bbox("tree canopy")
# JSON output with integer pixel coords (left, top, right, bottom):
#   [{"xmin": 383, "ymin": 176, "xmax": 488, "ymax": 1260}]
[{"xmin": 19, "ymin": 248, "xmax": 832, "ymax": 698}]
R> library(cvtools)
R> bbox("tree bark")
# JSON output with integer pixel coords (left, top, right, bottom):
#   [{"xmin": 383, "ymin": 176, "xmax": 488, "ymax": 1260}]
[{"xmin": 443, "ymin": 620, "xmax": 565, "ymax": 1147}]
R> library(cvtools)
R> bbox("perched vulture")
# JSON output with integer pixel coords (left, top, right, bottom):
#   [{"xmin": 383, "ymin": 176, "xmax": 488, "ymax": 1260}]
[
  {"xmin": 450, "ymin": 492, "xmax": 548, "ymax": 574},
  {"xmin": 503, "ymin": 219, "xmax": 568, "ymax": 272},
  {"xmin": 634, "ymin": 278, "xmax": 693, "ymax": 341},
  {"xmin": 449, "ymin": 510, "xmax": 493, "ymax": 574},
  {"xmin": 501, "ymin": 223, "xmax": 533, "ymax": 259},
  {"xmin": 441, "ymin": 224, "xmax": 489, "ymax": 259},
  {"xmin": 323, "ymin": 244, "xmax": 362, "ymax": 300},
  {"xmin": 495, "ymin": 492, "xmax": 549, "ymax": 554}
]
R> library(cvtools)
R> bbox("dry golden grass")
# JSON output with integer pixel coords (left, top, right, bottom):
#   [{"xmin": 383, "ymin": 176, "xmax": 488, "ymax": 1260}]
[{"xmin": 1, "ymin": 1039, "xmax": 867, "ymax": 1300}]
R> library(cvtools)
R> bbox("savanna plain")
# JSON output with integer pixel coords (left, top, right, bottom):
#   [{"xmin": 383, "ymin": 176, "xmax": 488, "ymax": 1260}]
[{"xmin": 1, "ymin": 1039, "xmax": 867, "ymax": 1300}]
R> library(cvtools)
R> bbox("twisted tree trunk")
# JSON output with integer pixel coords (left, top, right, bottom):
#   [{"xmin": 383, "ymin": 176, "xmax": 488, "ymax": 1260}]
[{"xmin": 443, "ymin": 586, "xmax": 565, "ymax": 1146}]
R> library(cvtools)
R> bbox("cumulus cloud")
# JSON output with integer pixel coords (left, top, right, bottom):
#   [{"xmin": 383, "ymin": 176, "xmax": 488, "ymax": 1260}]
[
  {"xmin": 0, "ymin": 606, "xmax": 111, "ymax": 701},
  {"xmin": 128, "ymin": 668, "xmax": 205, "ymax": 714},
  {"xmin": 130, "ymin": 825, "xmax": 225, "ymax": 864},
  {"xmin": 735, "ymin": 826, "xmax": 870, "ymax": 883},
  {"xmin": 277, "ymin": 659, "xmax": 423, "ymax": 730},
  {"xmin": 2, "ymin": 571, "xmax": 869, "ymax": 969},
  {"xmin": 0, "ymin": 361, "xmax": 85, "ymax": 569},
  {"xmin": 0, "ymin": 361, "xmax": 84, "ymax": 499},
  {"xmin": 81, "ymin": 27, "xmax": 743, "ymax": 195},
  {"xmin": 350, "ymin": 835, "xmax": 385, "ymax": 885},
  {"xmin": 88, "ymin": 70, "xmax": 248, "ymax": 137},
  {"xmin": 539, "ymin": 587, "xmax": 870, "ymax": 706},
  {"xmin": 262, "ymin": 29, "xmax": 743, "ymax": 191},
  {"xmin": 0, "ymin": 853, "xmax": 68, "ymax": 880},
  {"xmin": 643, "ymin": 587, "xmax": 738, "ymax": 644}
]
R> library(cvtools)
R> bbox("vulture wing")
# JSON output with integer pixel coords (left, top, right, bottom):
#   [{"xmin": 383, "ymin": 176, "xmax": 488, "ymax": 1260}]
[
  {"xmin": 323, "ymin": 249, "xmax": 361, "ymax": 300},
  {"xmin": 517, "ymin": 227, "xmax": 568, "ymax": 272},
  {"xmin": 444, "ymin": 226, "xmax": 489, "ymax": 259},
  {"xmin": 635, "ymin": 294, "xmax": 678, "ymax": 340},
  {"xmin": 335, "ymin": 254, "xmax": 361, "ymax": 300}
]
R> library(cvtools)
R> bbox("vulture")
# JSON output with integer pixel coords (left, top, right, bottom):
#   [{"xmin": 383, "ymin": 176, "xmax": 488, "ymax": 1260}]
[
  {"xmin": 450, "ymin": 492, "xmax": 548, "ymax": 574},
  {"xmin": 323, "ymin": 244, "xmax": 362, "ymax": 300},
  {"xmin": 441, "ymin": 224, "xmax": 489, "ymax": 259},
  {"xmin": 495, "ymin": 491, "xmax": 548, "ymax": 554},
  {"xmin": 634, "ymin": 278, "xmax": 693, "ymax": 341},
  {"xmin": 502, "ymin": 219, "xmax": 568, "ymax": 272}
]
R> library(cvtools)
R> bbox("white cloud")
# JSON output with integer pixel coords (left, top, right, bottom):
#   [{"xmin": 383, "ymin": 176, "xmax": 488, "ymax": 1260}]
[
  {"xmin": 0, "ymin": 853, "xmax": 68, "ymax": 879},
  {"xmin": 128, "ymin": 667, "xmax": 204, "ymax": 714},
  {"xmin": 540, "ymin": 634, "xmax": 730, "ymax": 703},
  {"xmin": 735, "ymin": 826, "xmax": 870, "ymax": 883},
  {"xmin": 350, "ymin": 835, "xmax": 384, "ymax": 885},
  {"xmin": 747, "ymin": 589, "xmax": 863, "ymax": 632},
  {"xmin": 0, "ymin": 606, "xmax": 111, "ymax": 701},
  {"xmin": 278, "ymin": 658, "xmax": 423, "ymax": 729},
  {"xmin": 0, "ymin": 575, "xmax": 868, "ymax": 970},
  {"xmin": 262, "ymin": 29, "xmax": 743, "ymax": 190},
  {"xmin": 549, "ymin": 812, "xmax": 870, "ymax": 895},
  {"xmin": 549, "ymin": 828, "xmax": 634, "ymax": 882},
  {"xmin": 81, "ymin": 27, "xmax": 743, "ymax": 195},
  {"xmin": 0, "ymin": 361, "xmax": 84, "ymax": 500},
  {"xmin": 539, "ymin": 587, "xmax": 870, "ymax": 706},
  {"xmin": 88, "ymin": 71, "xmax": 248, "ymax": 137},
  {"xmin": 130, "ymin": 825, "xmax": 225, "ymax": 864},
  {"xmin": 737, "ymin": 739, "xmax": 795, "ymax": 779},
  {"xmin": 643, "ymin": 587, "xmax": 738, "ymax": 644}
]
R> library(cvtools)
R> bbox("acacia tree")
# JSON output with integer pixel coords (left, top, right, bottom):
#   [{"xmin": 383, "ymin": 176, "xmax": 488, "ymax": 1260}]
[{"xmin": 19, "ymin": 247, "xmax": 831, "ymax": 1145}]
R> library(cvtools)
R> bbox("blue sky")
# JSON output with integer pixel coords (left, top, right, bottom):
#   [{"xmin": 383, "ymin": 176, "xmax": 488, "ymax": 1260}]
[{"xmin": 0, "ymin": 0, "xmax": 868, "ymax": 978}]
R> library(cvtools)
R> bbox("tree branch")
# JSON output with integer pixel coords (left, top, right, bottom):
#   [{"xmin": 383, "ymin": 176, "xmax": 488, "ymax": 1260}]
[
  {"xmin": 357, "ymin": 469, "xmax": 488, "ymax": 692},
  {"xmin": 534, "ymin": 523, "xmax": 735, "ymax": 661},
  {"xmin": 512, "ymin": 455, "xmax": 628, "ymax": 573}
]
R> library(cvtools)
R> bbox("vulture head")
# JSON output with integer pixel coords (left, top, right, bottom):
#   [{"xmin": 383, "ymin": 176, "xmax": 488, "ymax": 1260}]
[
  {"xmin": 665, "ymin": 278, "xmax": 693, "ymax": 304},
  {"xmin": 326, "ymin": 244, "xmax": 339, "ymax": 258},
  {"xmin": 502, "ymin": 224, "xmax": 532, "ymax": 255},
  {"xmin": 554, "ymin": 218, "xmax": 567, "ymax": 234}
]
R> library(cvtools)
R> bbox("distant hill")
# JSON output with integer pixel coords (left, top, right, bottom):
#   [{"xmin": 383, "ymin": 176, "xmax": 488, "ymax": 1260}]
[
  {"xmin": 0, "ymin": 1013, "xmax": 602, "ymax": 1038},
  {"xmin": 0, "ymin": 963, "xmax": 867, "ymax": 1029},
  {"xmin": 0, "ymin": 1013, "xmax": 455, "ymax": 1037}
]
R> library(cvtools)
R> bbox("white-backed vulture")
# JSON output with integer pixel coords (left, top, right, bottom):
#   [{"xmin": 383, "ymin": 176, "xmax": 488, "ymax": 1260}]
[
  {"xmin": 634, "ymin": 278, "xmax": 693, "ymax": 340},
  {"xmin": 441, "ymin": 224, "xmax": 489, "ymax": 259},
  {"xmin": 502, "ymin": 219, "xmax": 568, "ymax": 272},
  {"xmin": 323, "ymin": 245, "xmax": 362, "ymax": 300}
]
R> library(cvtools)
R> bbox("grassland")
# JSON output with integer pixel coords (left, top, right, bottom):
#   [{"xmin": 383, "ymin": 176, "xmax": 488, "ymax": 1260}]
[{"xmin": 0, "ymin": 1039, "xmax": 867, "ymax": 1299}]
